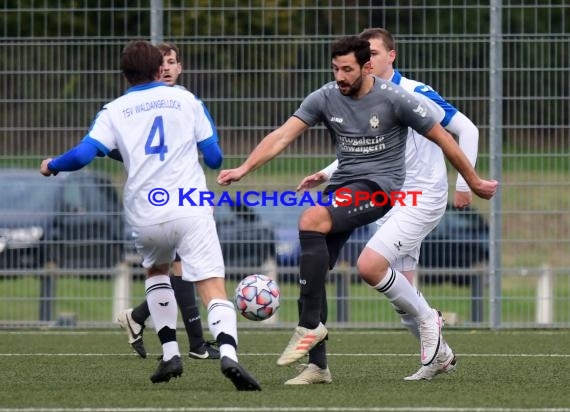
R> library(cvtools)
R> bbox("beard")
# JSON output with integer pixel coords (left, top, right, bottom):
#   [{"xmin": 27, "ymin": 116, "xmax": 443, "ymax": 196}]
[{"xmin": 337, "ymin": 74, "xmax": 364, "ymax": 97}]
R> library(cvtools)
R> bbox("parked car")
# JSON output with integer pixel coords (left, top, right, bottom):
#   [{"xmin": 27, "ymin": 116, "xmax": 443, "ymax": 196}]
[
  {"xmin": 419, "ymin": 203, "xmax": 489, "ymax": 285},
  {"xmin": 0, "ymin": 169, "xmax": 276, "ymax": 276},
  {"xmin": 251, "ymin": 199, "xmax": 373, "ymax": 272},
  {"xmin": 0, "ymin": 169, "xmax": 125, "ymax": 270},
  {"xmin": 252, "ymin": 198, "xmax": 489, "ymax": 285},
  {"xmin": 213, "ymin": 202, "xmax": 276, "ymax": 278}
]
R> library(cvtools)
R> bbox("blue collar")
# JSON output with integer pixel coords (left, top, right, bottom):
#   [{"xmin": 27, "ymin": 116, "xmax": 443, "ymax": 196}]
[
  {"xmin": 391, "ymin": 70, "xmax": 403, "ymax": 85},
  {"xmin": 125, "ymin": 81, "xmax": 167, "ymax": 94}
]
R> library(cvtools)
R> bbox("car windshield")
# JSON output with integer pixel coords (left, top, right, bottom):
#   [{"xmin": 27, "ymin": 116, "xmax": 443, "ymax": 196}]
[{"xmin": 0, "ymin": 175, "xmax": 59, "ymax": 213}]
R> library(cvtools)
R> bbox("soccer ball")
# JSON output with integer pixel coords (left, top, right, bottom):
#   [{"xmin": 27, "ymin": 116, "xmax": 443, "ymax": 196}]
[{"xmin": 234, "ymin": 274, "xmax": 280, "ymax": 321}]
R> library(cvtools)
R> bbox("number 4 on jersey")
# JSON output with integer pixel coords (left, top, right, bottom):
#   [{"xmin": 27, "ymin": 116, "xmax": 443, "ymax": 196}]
[{"xmin": 145, "ymin": 115, "xmax": 168, "ymax": 161}]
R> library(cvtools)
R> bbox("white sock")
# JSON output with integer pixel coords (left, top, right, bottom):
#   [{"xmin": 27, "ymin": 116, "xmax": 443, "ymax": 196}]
[
  {"xmin": 374, "ymin": 268, "xmax": 432, "ymax": 321},
  {"xmin": 145, "ymin": 275, "xmax": 180, "ymax": 360},
  {"xmin": 207, "ymin": 298, "xmax": 238, "ymax": 362},
  {"xmin": 161, "ymin": 341, "xmax": 180, "ymax": 361},
  {"xmin": 399, "ymin": 311, "xmax": 421, "ymax": 341},
  {"xmin": 393, "ymin": 288, "xmax": 430, "ymax": 341}
]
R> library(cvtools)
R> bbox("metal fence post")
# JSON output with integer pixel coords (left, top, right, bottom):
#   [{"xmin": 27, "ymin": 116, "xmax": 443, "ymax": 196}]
[
  {"xmin": 536, "ymin": 264, "xmax": 553, "ymax": 324},
  {"xmin": 112, "ymin": 262, "xmax": 132, "ymax": 320},
  {"xmin": 335, "ymin": 266, "xmax": 350, "ymax": 323},
  {"xmin": 39, "ymin": 262, "xmax": 58, "ymax": 322},
  {"xmin": 471, "ymin": 269, "xmax": 484, "ymax": 322},
  {"xmin": 262, "ymin": 257, "xmax": 279, "ymax": 324}
]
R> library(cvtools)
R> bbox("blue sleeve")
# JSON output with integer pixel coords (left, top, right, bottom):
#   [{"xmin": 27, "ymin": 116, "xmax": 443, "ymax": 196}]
[
  {"xmin": 47, "ymin": 140, "xmax": 100, "ymax": 173},
  {"xmin": 197, "ymin": 137, "xmax": 223, "ymax": 169},
  {"xmin": 413, "ymin": 85, "xmax": 458, "ymax": 127}
]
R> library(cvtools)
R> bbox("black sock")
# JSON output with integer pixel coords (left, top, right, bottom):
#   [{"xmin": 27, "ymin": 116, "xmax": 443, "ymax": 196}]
[
  {"xmin": 298, "ymin": 230, "xmax": 329, "ymax": 329},
  {"xmin": 131, "ymin": 300, "xmax": 150, "ymax": 325},
  {"xmin": 170, "ymin": 274, "xmax": 205, "ymax": 350},
  {"xmin": 308, "ymin": 341, "xmax": 328, "ymax": 369},
  {"xmin": 298, "ymin": 297, "xmax": 329, "ymax": 368},
  {"xmin": 157, "ymin": 325, "xmax": 176, "ymax": 345}
]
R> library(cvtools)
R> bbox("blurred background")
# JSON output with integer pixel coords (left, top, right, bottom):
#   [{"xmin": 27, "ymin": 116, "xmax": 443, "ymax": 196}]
[{"xmin": 0, "ymin": 0, "xmax": 568, "ymax": 329}]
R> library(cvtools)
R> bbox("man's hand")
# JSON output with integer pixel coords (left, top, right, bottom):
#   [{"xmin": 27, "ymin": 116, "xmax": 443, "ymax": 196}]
[
  {"xmin": 470, "ymin": 179, "xmax": 498, "ymax": 200},
  {"xmin": 453, "ymin": 190, "xmax": 472, "ymax": 209},
  {"xmin": 296, "ymin": 171, "xmax": 328, "ymax": 192},
  {"xmin": 217, "ymin": 167, "xmax": 247, "ymax": 186},
  {"xmin": 40, "ymin": 158, "xmax": 57, "ymax": 176}
]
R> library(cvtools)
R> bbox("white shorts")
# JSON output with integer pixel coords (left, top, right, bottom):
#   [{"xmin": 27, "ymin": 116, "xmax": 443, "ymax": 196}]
[
  {"xmin": 132, "ymin": 216, "xmax": 225, "ymax": 282},
  {"xmin": 366, "ymin": 195, "xmax": 447, "ymax": 272}
]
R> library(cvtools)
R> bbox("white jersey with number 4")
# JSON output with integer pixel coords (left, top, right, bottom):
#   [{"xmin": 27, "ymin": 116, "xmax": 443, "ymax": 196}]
[{"xmin": 85, "ymin": 82, "xmax": 215, "ymax": 227}]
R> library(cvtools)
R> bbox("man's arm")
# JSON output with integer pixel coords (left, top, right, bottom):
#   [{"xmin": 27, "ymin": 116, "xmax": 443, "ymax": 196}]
[
  {"xmin": 411, "ymin": 82, "xmax": 479, "ymax": 206},
  {"xmin": 445, "ymin": 111, "xmax": 479, "ymax": 207},
  {"xmin": 296, "ymin": 159, "xmax": 338, "ymax": 191},
  {"xmin": 198, "ymin": 138, "xmax": 223, "ymax": 169},
  {"xmin": 446, "ymin": 111, "xmax": 479, "ymax": 189},
  {"xmin": 40, "ymin": 141, "xmax": 100, "ymax": 176},
  {"xmin": 423, "ymin": 123, "xmax": 497, "ymax": 199},
  {"xmin": 217, "ymin": 116, "xmax": 309, "ymax": 186}
]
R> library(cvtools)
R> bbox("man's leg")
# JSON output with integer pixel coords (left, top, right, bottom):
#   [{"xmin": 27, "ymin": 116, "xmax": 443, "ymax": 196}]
[
  {"xmin": 366, "ymin": 205, "xmax": 456, "ymax": 379},
  {"xmin": 146, "ymin": 270, "xmax": 183, "ymax": 383},
  {"xmin": 132, "ymin": 223, "xmax": 182, "ymax": 383},
  {"xmin": 196, "ymin": 277, "xmax": 261, "ymax": 391},
  {"xmin": 284, "ymin": 229, "xmax": 352, "ymax": 383},
  {"xmin": 397, "ymin": 266, "xmax": 456, "ymax": 381},
  {"xmin": 179, "ymin": 215, "xmax": 260, "ymax": 391},
  {"xmin": 170, "ymin": 258, "xmax": 220, "ymax": 359},
  {"xmin": 276, "ymin": 204, "xmax": 331, "ymax": 366},
  {"xmin": 278, "ymin": 181, "xmax": 392, "ymax": 367},
  {"xmin": 284, "ymin": 290, "xmax": 332, "ymax": 385},
  {"xmin": 116, "ymin": 263, "xmax": 219, "ymax": 360},
  {"xmin": 358, "ymin": 249, "xmax": 442, "ymax": 367},
  {"xmin": 116, "ymin": 300, "xmax": 149, "ymax": 358}
]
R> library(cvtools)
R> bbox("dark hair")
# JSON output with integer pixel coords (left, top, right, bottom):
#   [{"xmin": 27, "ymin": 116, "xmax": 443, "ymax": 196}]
[
  {"xmin": 156, "ymin": 42, "xmax": 181, "ymax": 62},
  {"xmin": 330, "ymin": 36, "xmax": 371, "ymax": 67},
  {"xmin": 360, "ymin": 28, "xmax": 396, "ymax": 52},
  {"xmin": 120, "ymin": 40, "xmax": 163, "ymax": 85}
]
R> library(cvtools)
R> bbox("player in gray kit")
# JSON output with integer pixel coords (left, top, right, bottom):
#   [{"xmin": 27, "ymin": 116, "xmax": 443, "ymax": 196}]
[{"xmin": 217, "ymin": 36, "xmax": 498, "ymax": 377}]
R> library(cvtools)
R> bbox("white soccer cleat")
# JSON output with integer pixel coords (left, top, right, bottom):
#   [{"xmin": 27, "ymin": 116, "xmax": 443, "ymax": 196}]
[
  {"xmin": 418, "ymin": 309, "xmax": 443, "ymax": 366},
  {"xmin": 284, "ymin": 363, "xmax": 333, "ymax": 385},
  {"xmin": 277, "ymin": 322, "xmax": 328, "ymax": 366},
  {"xmin": 115, "ymin": 308, "xmax": 146, "ymax": 358},
  {"xmin": 404, "ymin": 341, "xmax": 457, "ymax": 381}
]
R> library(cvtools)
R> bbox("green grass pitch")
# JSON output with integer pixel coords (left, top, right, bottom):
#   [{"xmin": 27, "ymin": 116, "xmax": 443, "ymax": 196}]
[{"xmin": 0, "ymin": 329, "xmax": 569, "ymax": 410}]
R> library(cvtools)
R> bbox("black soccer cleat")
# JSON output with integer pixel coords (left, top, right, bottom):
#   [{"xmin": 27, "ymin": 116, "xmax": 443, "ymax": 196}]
[
  {"xmin": 150, "ymin": 355, "xmax": 183, "ymax": 383},
  {"xmin": 221, "ymin": 356, "xmax": 262, "ymax": 391},
  {"xmin": 189, "ymin": 341, "xmax": 220, "ymax": 360},
  {"xmin": 116, "ymin": 308, "xmax": 147, "ymax": 359},
  {"xmin": 131, "ymin": 339, "xmax": 147, "ymax": 359}
]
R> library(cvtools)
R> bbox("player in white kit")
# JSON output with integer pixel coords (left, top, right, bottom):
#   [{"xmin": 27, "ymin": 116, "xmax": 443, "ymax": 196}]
[
  {"xmin": 115, "ymin": 42, "xmax": 220, "ymax": 362},
  {"xmin": 293, "ymin": 28, "xmax": 479, "ymax": 383},
  {"xmin": 39, "ymin": 40, "xmax": 260, "ymax": 390}
]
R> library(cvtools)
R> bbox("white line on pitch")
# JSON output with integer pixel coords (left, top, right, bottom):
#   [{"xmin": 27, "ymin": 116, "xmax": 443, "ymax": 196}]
[
  {"xmin": 0, "ymin": 353, "xmax": 569, "ymax": 357},
  {"xmin": 0, "ymin": 406, "xmax": 569, "ymax": 411}
]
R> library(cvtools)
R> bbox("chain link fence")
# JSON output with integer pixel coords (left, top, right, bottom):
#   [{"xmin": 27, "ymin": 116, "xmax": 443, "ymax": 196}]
[{"xmin": 0, "ymin": 1, "xmax": 568, "ymax": 328}]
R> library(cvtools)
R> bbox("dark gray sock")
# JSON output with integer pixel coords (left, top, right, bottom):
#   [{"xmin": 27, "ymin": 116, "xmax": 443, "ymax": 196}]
[
  {"xmin": 170, "ymin": 274, "xmax": 205, "ymax": 350},
  {"xmin": 298, "ymin": 230, "xmax": 329, "ymax": 329},
  {"xmin": 131, "ymin": 300, "xmax": 150, "ymax": 325}
]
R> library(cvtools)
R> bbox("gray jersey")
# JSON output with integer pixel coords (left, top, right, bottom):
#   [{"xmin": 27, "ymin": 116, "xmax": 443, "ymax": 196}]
[{"xmin": 293, "ymin": 76, "xmax": 437, "ymax": 193}]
